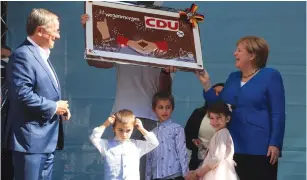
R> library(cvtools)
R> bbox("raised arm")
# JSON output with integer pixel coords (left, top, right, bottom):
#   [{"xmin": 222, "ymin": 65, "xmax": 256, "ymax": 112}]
[
  {"xmin": 135, "ymin": 118, "xmax": 159, "ymax": 156},
  {"xmin": 89, "ymin": 116, "xmax": 115, "ymax": 155},
  {"xmin": 159, "ymin": 69, "xmax": 172, "ymax": 93}
]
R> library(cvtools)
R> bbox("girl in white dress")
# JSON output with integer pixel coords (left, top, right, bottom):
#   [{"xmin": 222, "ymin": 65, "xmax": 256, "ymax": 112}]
[{"xmin": 186, "ymin": 101, "xmax": 239, "ymax": 180}]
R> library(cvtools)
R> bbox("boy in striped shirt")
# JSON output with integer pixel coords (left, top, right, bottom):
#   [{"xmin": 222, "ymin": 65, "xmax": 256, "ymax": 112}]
[{"xmin": 146, "ymin": 92, "xmax": 188, "ymax": 180}]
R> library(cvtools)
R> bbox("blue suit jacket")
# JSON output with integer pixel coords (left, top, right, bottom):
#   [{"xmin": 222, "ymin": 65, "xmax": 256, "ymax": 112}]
[
  {"xmin": 203, "ymin": 68, "xmax": 286, "ymax": 155},
  {"xmin": 6, "ymin": 40, "xmax": 62, "ymax": 153}
]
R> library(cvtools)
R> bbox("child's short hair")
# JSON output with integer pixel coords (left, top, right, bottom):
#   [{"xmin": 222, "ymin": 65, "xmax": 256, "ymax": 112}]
[
  {"xmin": 152, "ymin": 92, "xmax": 175, "ymax": 110},
  {"xmin": 207, "ymin": 101, "xmax": 231, "ymax": 117},
  {"xmin": 113, "ymin": 109, "xmax": 136, "ymax": 127}
]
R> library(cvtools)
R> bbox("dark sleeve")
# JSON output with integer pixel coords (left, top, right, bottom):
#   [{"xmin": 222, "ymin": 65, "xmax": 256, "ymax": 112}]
[
  {"xmin": 267, "ymin": 70, "xmax": 286, "ymax": 150},
  {"xmin": 184, "ymin": 108, "xmax": 204, "ymax": 151},
  {"xmin": 203, "ymin": 72, "xmax": 236, "ymax": 103}
]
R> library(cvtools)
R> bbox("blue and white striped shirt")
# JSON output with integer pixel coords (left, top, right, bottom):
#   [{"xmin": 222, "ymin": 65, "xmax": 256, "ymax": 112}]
[{"xmin": 145, "ymin": 119, "xmax": 189, "ymax": 180}]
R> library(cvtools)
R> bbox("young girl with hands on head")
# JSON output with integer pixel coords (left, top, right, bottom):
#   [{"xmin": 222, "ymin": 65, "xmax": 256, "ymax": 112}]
[
  {"xmin": 186, "ymin": 101, "xmax": 239, "ymax": 180},
  {"xmin": 89, "ymin": 109, "xmax": 159, "ymax": 180}
]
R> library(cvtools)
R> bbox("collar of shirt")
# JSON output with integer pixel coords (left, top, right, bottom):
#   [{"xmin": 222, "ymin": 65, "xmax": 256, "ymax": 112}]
[
  {"xmin": 27, "ymin": 36, "xmax": 50, "ymax": 62},
  {"xmin": 113, "ymin": 136, "xmax": 131, "ymax": 143},
  {"xmin": 158, "ymin": 119, "xmax": 172, "ymax": 127}
]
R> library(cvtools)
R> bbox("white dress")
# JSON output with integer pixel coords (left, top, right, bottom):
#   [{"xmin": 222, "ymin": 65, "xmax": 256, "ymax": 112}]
[{"xmin": 199, "ymin": 128, "xmax": 239, "ymax": 180}]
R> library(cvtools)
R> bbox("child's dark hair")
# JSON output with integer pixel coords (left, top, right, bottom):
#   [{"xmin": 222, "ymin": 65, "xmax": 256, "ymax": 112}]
[
  {"xmin": 207, "ymin": 101, "xmax": 231, "ymax": 118},
  {"xmin": 152, "ymin": 92, "xmax": 175, "ymax": 110}
]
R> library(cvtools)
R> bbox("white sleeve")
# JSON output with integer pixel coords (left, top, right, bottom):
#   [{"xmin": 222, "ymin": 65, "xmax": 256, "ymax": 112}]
[
  {"xmin": 89, "ymin": 127, "xmax": 108, "ymax": 156},
  {"xmin": 136, "ymin": 132, "xmax": 159, "ymax": 157},
  {"xmin": 206, "ymin": 130, "xmax": 228, "ymax": 169}
]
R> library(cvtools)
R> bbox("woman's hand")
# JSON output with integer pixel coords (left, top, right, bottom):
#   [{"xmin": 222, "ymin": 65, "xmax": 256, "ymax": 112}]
[
  {"xmin": 267, "ymin": 145, "xmax": 280, "ymax": 165},
  {"xmin": 195, "ymin": 69, "xmax": 211, "ymax": 91}
]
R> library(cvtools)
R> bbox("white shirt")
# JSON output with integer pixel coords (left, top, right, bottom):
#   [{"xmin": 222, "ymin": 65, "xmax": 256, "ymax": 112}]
[
  {"xmin": 89, "ymin": 127, "xmax": 159, "ymax": 180},
  {"xmin": 112, "ymin": 64, "xmax": 161, "ymax": 120},
  {"xmin": 27, "ymin": 37, "xmax": 58, "ymax": 87},
  {"xmin": 240, "ymin": 81, "xmax": 246, "ymax": 87}
]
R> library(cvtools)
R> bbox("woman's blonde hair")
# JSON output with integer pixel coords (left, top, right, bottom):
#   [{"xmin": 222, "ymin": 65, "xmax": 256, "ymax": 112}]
[{"xmin": 237, "ymin": 36, "xmax": 269, "ymax": 68}]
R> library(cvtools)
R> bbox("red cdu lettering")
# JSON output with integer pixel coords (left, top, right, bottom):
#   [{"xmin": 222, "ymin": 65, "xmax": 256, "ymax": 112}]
[
  {"xmin": 145, "ymin": 18, "xmax": 155, "ymax": 27},
  {"xmin": 144, "ymin": 16, "xmax": 179, "ymax": 32},
  {"xmin": 168, "ymin": 21, "xmax": 179, "ymax": 31},
  {"xmin": 156, "ymin": 19, "xmax": 167, "ymax": 28}
]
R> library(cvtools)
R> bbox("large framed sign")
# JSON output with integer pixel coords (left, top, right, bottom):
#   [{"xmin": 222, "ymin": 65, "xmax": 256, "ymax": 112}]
[{"xmin": 84, "ymin": 1, "xmax": 204, "ymax": 71}]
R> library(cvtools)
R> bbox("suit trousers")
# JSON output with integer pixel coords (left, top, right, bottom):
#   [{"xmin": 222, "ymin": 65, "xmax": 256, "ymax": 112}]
[
  {"xmin": 1, "ymin": 148, "xmax": 14, "ymax": 180},
  {"xmin": 13, "ymin": 151, "xmax": 55, "ymax": 180},
  {"xmin": 234, "ymin": 153, "xmax": 278, "ymax": 180},
  {"xmin": 131, "ymin": 118, "xmax": 159, "ymax": 180}
]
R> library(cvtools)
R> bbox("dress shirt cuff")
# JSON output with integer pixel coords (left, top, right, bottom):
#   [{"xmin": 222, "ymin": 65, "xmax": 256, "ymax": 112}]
[
  {"xmin": 50, "ymin": 102, "xmax": 58, "ymax": 119},
  {"xmin": 269, "ymin": 142, "xmax": 282, "ymax": 151}
]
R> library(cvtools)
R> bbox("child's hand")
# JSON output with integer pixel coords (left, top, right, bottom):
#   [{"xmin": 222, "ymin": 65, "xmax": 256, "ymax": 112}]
[
  {"xmin": 192, "ymin": 139, "xmax": 202, "ymax": 147},
  {"xmin": 103, "ymin": 115, "xmax": 115, "ymax": 127},
  {"xmin": 135, "ymin": 118, "xmax": 143, "ymax": 130},
  {"xmin": 185, "ymin": 171, "xmax": 197, "ymax": 180}
]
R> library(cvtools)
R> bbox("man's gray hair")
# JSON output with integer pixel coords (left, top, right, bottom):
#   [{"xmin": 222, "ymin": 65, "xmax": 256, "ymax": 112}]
[{"xmin": 26, "ymin": 8, "xmax": 58, "ymax": 35}]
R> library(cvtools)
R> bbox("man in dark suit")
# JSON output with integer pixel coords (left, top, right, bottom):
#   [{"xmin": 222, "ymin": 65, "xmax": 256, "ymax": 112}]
[
  {"xmin": 1, "ymin": 45, "xmax": 14, "ymax": 180},
  {"xmin": 6, "ymin": 8, "xmax": 71, "ymax": 180}
]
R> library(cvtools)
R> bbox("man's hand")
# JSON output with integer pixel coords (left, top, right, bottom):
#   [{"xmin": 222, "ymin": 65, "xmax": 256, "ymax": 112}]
[
  {"xmin": 62, "ymin": 108, "xmax": 71, "ymax": 121},
  {"xmin": 103, "ymin": 115, "xmax": 115, "ymax": 127},
  {"xmin": 56, "ymin": 100, "xmax": 69, "ymax": 115},
  {"xmin": 81, "ymin": 14, "xmax": 89, "ymax": 26},
  {"xmin": 267, "ymin": 145, "xmax": 280, "ymax": 165}
]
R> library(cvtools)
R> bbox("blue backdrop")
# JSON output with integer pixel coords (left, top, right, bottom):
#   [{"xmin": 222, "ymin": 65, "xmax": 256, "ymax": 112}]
[{"xmin": 6, "ymin": 1, "xmax": 306, "ymax": 180}]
